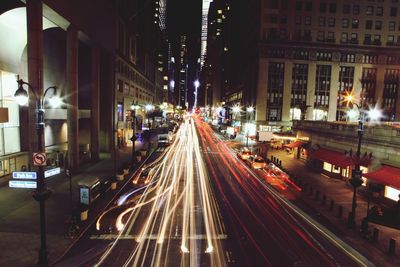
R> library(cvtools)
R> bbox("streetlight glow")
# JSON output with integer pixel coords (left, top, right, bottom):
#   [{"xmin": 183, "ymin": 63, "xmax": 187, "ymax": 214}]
[
  {"xmin": 145, "ymin": 104, "xmax": 154, "ymax": 112},
  {"xmin": 232, "ymin": 105, "xmax": 241, "ymax": 114},
  {"xmin": 246, "ymin": 106, "xmax": 254, "ymax": 113},
  {"xmin": 367, "ymin": 106, "xmax": 382, "ymax": 121},
  {"xmin": 48, "ymin": 95, "xmax": 62, "ymax": 108},
  {"xmin": 14, "ymin": 84, "xmax": 29, "ymax": 106}
]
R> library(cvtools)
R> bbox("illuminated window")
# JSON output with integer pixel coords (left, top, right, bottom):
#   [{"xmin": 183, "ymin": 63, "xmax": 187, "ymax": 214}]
[
  {"xmin": 384, "ymin": 186, "xmax": 400, "ymax": 201},
  {"xmin": 323, "ymin": 162, "xmax": 332, "ymax": 172},
  {"xmin": 342, "ymin": 19, "xmax": 349, "ymax": 28},
  {"xmin": 217, "ymin": 9, "xmax": 222, "ymax": 14},
  {"xmin": 389, "ymin": 21, "xmax": 396, "ymax": 31}
]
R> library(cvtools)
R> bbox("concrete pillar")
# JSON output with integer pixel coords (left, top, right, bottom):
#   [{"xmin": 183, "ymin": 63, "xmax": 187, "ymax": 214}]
[
  {"xmin": 375, "ymin": 67, "xmax": 385, "ymax": 107},
  {"xmin": 256, "ymin": 58, "xmax": 268, "ymax": 123},
  {"xmin": 282, "ymin": 61, "xmax": 293, "ymax": 122},
  {"xmin": 328, "ymin": 63, "xmax": 339, "ymax": 121},
  {"xmin": 67, "ymin": 26, "xmax": 79, "ymax": 172},
  {"xmin": 91, "ymin": 46, "xmax": 100, "ymax": 161},
  {"xmin": 353, "ymin": 65, "xmax": 363, "ymax": 104},
  {"xmin": 306, "ymin": 63, "xmax": 316, "ymax": 120},
  {"xmin": 26, "ymin": 0, "xmax": 43, "ymax": 167}
]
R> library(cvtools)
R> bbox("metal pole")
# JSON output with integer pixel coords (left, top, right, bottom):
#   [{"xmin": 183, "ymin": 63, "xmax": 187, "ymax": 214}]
[
  {"xmin": 32, "ymin": 98, "xmax": 51, "ymax": 265},
  {"xmin": 131, "ymin": 108, "xmax": 136, "ymax": 166}
]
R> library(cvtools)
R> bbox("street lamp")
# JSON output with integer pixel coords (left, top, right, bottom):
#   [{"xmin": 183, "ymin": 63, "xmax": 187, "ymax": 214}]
[
  {"xmin": 14, "ymin": 76, "xmax": 59, "ymax": 265},
  {"xmin": 345, "ymin": 94, "xmax": 382, "ymax": 228},
  {"xmin": 245, "ymin": 106, "xmax": 255, "ymax": 147},
  {"xmin": 130, "ymin": 102, "xmax": 140, "ymax": 166}
]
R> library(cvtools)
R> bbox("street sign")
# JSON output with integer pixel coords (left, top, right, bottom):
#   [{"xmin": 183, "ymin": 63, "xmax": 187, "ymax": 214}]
[
  {"xmin": 80, "ymin": 187, "xmax": 90, "ymax": 205},
  {"xmin": 44, "ymin": 167, "xmax": 61, "ymax": 178},
  {"xmin": 12, "ymin": 172, "xmax": 37, "ymax": 180},
  {"xmin": 33, "ymin": 153, "xmax": 47, "ymax": 166},
  {"xmin": 9, "ymin": 180, "xmax": 37, "ymax": 189}
]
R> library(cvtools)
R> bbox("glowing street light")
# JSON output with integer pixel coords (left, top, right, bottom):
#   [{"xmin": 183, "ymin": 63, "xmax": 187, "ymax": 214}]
[{"xmin": 14, "ymin": 76, "xmax": 58, "ymax": 265}]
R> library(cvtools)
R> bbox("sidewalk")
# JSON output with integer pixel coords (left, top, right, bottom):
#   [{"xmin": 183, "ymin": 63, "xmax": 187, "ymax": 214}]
[
  {"xmin": 230, "ymin": 132, "xmax": 400, "ymax": 266},
  {"xmin": 0, "ymin": 137, "xmax": 155, "ymax": 267}
]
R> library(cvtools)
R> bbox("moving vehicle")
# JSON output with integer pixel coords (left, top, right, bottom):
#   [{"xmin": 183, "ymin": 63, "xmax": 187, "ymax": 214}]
[
  {"xmin": 237, "ymin": 148, "xmax": 252, "ymax": 160},
  {"xmin": 246, "ymin": 156, "xmax": 267, "ymax": 169}
]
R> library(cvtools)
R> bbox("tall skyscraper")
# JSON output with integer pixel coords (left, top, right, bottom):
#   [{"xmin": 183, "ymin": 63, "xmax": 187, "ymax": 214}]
[{"xmin": 201, "ymin": 0, "xmax": 213, "ymax": 69}]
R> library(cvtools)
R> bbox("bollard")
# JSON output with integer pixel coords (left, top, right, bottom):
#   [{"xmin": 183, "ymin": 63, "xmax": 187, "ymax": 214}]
[
  {"xmin": 389, "ymin": 238, "xmax": 396, "ymax": 255},
  {"xmin": 279, "ymin": 160, "xmax": 282, "ymax": 166},
  {"xmin": 329, "ymin": 200, "xmax": 334, "ymax": 211},
  {"xmin": 314, "ymin": 190, "xmax": 320, "ymax": 200},
  {"xmin": 361, "ymin": 218, "xmax": 368, "ymax": 237},
  {"xmin": 271, "ymin": 155, "xmax": 274, "ymax": 161},
  {"xmin": 322, "ymin": 194, "xmax": 326, "ymax": 205},
  {"xmin": 372, "ymin": 228, "xmax": 379, "ymax": 243},
  {"xmin": 337, "ymin": 205, "xmax": 343, "ymax": 218}
]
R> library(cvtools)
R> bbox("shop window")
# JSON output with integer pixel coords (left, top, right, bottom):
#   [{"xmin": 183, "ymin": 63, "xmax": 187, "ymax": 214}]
[
  {"xmin": 332, "ymin": 165, "xmax": 340, "ymax": 174},
  {"xmin": 385, "ymin": 186, "xmax": 400, "ymax": 201},
  {"xmin": 323, "ymin": 162, "xmax": 332, "ymax": 172}
]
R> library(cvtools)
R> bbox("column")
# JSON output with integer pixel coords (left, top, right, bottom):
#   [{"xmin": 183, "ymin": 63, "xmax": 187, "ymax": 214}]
[
  {"xmin": 306, "ymin": 62, "xmax": 316, "ymax": 120},
  {"xmin": 67, "ymin": 26, "xmax": 79, "ymax": 172},
  {"xmin": 353, "ymin": 65, "xmax": 363, "ymax": 104},
  {"xmin": 91, "ymin": 46, "xmax": 100, "ymax": 161},
  {"xmin": 26, "ymin": 0, "xmax": 43, "ymax": 167},
  {"xmin": 328, "ymin": 63, "xmax": 339, "ymax": 121},
  {"xmin": 282, "ymin": 61, "xmax": 293, "ymax": 122},
  {"xmin": 256, "ymin": 58, "xmax": 268, "ymax": 123}
]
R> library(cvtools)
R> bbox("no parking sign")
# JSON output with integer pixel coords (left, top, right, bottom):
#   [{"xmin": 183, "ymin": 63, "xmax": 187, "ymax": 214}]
[{"xmin": 33, "ymin": 153, "xmax": 46, "ymax": 166}]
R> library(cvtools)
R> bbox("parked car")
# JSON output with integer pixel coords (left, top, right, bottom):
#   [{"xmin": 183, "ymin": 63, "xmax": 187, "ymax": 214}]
[
  {"xmin": 246, "ymin": 155, "xmax": 267, "ymax": 169},
  {"xmin": 237, "ymin": 148, "xmax": 252, "ymax": 160}
]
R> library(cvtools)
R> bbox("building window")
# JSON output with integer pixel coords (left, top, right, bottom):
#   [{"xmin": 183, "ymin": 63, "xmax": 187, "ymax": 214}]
[
  {"xmin": 388, "ymin": 35, "xmax": 395, "ymax": 45},
  {"xmin": 382, "ymin": 69, "xmax": 400, "ymax": 120},
  {"xmin": 295, "ymin": 1, "xmax": 302, "ymax": 11},
  {"xmin": 320, "ymin": 2, "xmax": 327, "ymax": 13},
  {"xmin": 374, "ymin": 34, "xmax": 381, "ymax": 45},
  {"xmin": 366, "ymin": 6, "xmax": 374, "ymax": 15},
  {"xmin": 350, "ymin": 33, "xmax": 358, "ymax": 43},
  {"xmin": 364, "ymin": 34, "xmax": 372, "ymax": 44},
  {"xmin": 361, "ymin": 68, "xmax": 377, "ymax": 107},
  {"xmin": 328, "ymin": 17, "xmax": 335, "ymax": 27},
  {"xmin": 305, "ymin": 16, "xmax": 312, "ymax": 26},
  {"xmin": 270, "ymin": 16, "xmax": 278, "ymax": 24},
  {"xmin": 390, "ymin": 7, "xmax": 397, "ymax": 16},
  {"xmin": 295, "ymin": 16, "xmax": 302, "ymax": 25},
  {"xmin": 317, "ymin": 31, "xmax": 325, "ymax": 41},
  {"xmin": 291, "ymin": 64, "xmax": 308, "ymax": 108},
  {"xmin": 305, "ymin": 1, "xmax": 313, "ymax": 11},
  {"xmin": 315, "ymin": 65, "xmax": 331, "ymax": 108},
  {"xmin": 270, "ymin": 0, "xmax": 278, "ymax": 9},
  {"xmin": 293, "ymin": 50, "xmax": 309, "ymax": 60},
  {"xmin": 316, "ymin": 51, "xmax": 332, "ymax": 61},
  {"xmin": 342, "ymin": 19, "xmax": 349, "ymax": 28},
  {"xmin": 341, "ymin": 32, "xmax": 348, "ymax": 43},
  {"xmin": 389, "ymin": 21, "xmax": 396, "ymax": 31},
  {"xmin": 376, "ymin": 7, "xmax": 383, "ymax": 16},
  {"xmin": 362, "ymin": 54, "xmax": 378, "ymax": 64},
  {"xmin": 340, "ymin": 53, "xmax": 355, "ymax": 63},
  {"xmin": 352, "ymin": 19, "xmax": 359, "ymax": 29},
  {"xmin": 281, "ymin": 16, "xmax": 288, "ymax": 24},
  {"xmin": 267, "ymin": 62, "xmax": 285, "ymax": 121},
  {"xmin": 365, "ymin": 20, "xmax": 373, "ymax": 30},
  {"xmin": 319, "ymin": 17, "xmax": 326, "ymax": 27},
  {"xmin": 337, "ymin": 66, "xmax": 355, "ymax": 120},
  {"xmin": 329, "ymin": 3, "xmax": 336, "ymax": 13},
  {"xmin": 375, "ymin": 21, "xmax": 382, "ymax": 30},
  {"xmin": 327, "ymin": 32, "xmax": 335, "ymax": 42},
  {"xmin": 118, "ymin": 103, "xmax": 124, "ymax": 121},
  {"xmin": 343, "ymin": 4, "xmax": 350, "ymax": 14},
  {"xmin": 353, "ymin": 5, "xmax": 360, "ymax": 14}
]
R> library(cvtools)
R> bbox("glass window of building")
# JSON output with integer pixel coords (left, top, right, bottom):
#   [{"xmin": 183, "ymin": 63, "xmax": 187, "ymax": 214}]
[
  {"xmin": 375, "ymin": 21, "xmax": 382, "ymax": 30},
  {"xmin": 327, "ymin": 32, "xmax": 335, "ymax": 41},
  {"xmin": 320, "ymin": 3, "xmax": 327, "ymax": 13},
  {"xmin": 305, "ymin": 16, "xmax": 312, "ymax": 26},
  {"xmin": 270, "ymin": 16, "xmax": 278, "ymax": 24},
  {"xmin": 315, "ymin": 65, "xmax": 332, "ymax": 108},
  {"xmin": 342, "ymin": 19, "xmax": 349, "ymax": 28},
  {"xmin": 270, "ymin": 0, "xmax": 278, "ymax": 9},
  {"xmin": 341, "ymin": 32, "xmax": 348, "ymax": 43},
  {"xmin": 329, "ymin": 3, "xmax": 336, "ymax": 13},
  {"xmin": 319, "ymin": 17, "xmax": 326, "ymax": 27},
  {"xmin": 343, "ymin": 4, "xmax": 350, "ymax": 14},
  {"xmin": 295, "ymin": 1, "xmax": 302, "ymax": 11},
  {"xmin": 353, "ymin": 5, "xmax": 360, "ymax": 15},
  {"xmin": 267, "ymin": 62, "xmax": 285, "ymax": 121},
  {"xmin": 364, "ymin": 34, "xmax": 372, "ymax": 44},
  {"xmin": 382, "ymin": 69, "xmax": 400, "ymax": 120},
  {"xmin": 390, "ymin": 7, "xmax": 397, "ymax": 17},
  {"xmin": 282, "ymin": 0, "xmax": 288, "ymax": 10},
  {"xmin": 361, "ymin": 68, "xmax": 377, "ymax": 106},
  {"xmin": 389, "ymin": 21, "xmax": 396, "ymax": 31},
  {"xmin": 366, "ymin": 6, "xmax": 374, "ymax": 15},
  {"xmin": 0, "ymin": 71, "xmax": 21, "ymax": 156},
  {"xmin": 365, "ymin": 20, "xmax": 373, "ymax": 30},
  {"xmin": 350, "ymin": 33, "xmax": 358, "ymax": 43},
  {"xmin": 336, "ymin": 66, "xmax": 355, "ymax": 120},
  {"xmin": 291, "ymin": 64, "xmax": 308, "ymax": 109},
  {"xmin": 352, "ymin": 19, "xmax": 359, "ymax": 29},
  {"xmin": 328, "ymin": 17, "xmax": 335, "ymax": 27},
  {"xmin": 280, "ymin": 16, "xmax": 288, "ymax": 24},
  {"xmin": 317, "ymin": 31, "xmax": 325, "ymax": 41},
  {"xmin": 388, "ymin": 35, "xmax": 395, "ymax": 44},
  {"xmin": 305, "ymin": 1, "xmax": 312, "ymax": 12},
  {"xmin": 376, "ymin": 7, "xmax": 383, "ymax": 16},
  {"xmin": 295, "ymin": 16, "xmax": 302, "ymax": 25}
]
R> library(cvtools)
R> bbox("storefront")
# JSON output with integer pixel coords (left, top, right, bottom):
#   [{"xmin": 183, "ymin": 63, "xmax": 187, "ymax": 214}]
[
  {"xmin": 309, "ymin": 148, "xmax": 353, "ymax": 179},
  {"xmin": 283, "ymin": 141, "xmax": 309, "ymax": 160},
  {"xmin": 363, "ymin": 165, "xmax": 400, "ymax": 204}
]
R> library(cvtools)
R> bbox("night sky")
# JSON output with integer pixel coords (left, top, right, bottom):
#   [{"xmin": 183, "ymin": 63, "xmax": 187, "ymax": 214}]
[{"xmin": 167, "ymin": 0, "xmax": 202, "ymax": 108}]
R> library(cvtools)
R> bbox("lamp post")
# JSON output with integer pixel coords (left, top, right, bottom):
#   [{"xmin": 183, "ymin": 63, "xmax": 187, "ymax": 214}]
[
  {"xmin": 14, "ymin": 76, "xmax": 59, "ymax": 265},
  {"xmin": 345, "ymin": 93, "xmax": 381, "ymax": 228},
  {"xmin": 130, "ymin": 102, "xmax": 139, "ymax": 166},
  {"xmin": 246, "ymin": 106, "xmax": 254, "ymax": 147}
]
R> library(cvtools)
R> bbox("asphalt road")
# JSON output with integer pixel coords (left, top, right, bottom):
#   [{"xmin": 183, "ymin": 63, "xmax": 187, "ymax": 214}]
[{"xmin": 56, "ymin": 117, "xmax": 374, "ymax": 267}]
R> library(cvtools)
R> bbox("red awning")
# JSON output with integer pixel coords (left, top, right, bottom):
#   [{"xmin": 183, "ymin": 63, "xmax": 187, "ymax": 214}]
[
  {"xmin": 363, "ymin": 165, "xmax": 400, "ymax": 190},
  {"xmin": 284, "ymin": 141, "xmax": 306, "ymax": 148},
  {"xmin": 310, "ymin": 148, "xmax": 352, "ymax": 168}
]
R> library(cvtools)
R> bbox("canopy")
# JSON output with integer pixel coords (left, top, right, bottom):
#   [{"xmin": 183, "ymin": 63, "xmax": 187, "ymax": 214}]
[
  {"xmin": 363, "ymin": 165, "xmax": 400, "ymax": 190},
  {"xmin": 284, "ymin": 141, "xmax": 306, "ymax": 149},
  {"xmin": 310, "ymin": 148, "xmax": 352, "ymax": 168}
]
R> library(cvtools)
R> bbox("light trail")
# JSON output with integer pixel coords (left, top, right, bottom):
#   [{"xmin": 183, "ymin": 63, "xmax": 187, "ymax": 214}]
[{"xmin": 95, "ymin": 117, "xmax": 226, "ymax": 267}]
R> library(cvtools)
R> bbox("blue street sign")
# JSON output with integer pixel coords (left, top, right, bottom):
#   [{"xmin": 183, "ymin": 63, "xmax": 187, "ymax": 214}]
[
  {"xmin": 12, "ymin": 172, "xmax": 37, "ymax": 180},
  {"xmin": 44, "ymin": 167, "xmax": 61, "ymax": 178},
  {"xmin": 9, "ymin": 180, "xmax": 37, "ymax": 189}
]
